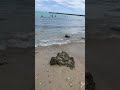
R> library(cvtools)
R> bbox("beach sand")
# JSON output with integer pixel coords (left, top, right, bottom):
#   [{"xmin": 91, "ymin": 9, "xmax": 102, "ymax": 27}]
[{"xmin": 35, "ymin": 42, "xmax": 85, "ymax": 90}]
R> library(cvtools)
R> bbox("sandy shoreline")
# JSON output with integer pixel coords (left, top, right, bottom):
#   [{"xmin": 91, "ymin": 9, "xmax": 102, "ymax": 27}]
[{"xmin": 35, "ymin": 42, "xmax": 85, "ymax": 90}]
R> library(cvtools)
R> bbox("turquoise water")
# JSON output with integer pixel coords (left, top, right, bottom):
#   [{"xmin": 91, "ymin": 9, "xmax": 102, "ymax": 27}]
[{"xmin": 35, "ymin": 11, "xmax": 85, "ymax": 47}]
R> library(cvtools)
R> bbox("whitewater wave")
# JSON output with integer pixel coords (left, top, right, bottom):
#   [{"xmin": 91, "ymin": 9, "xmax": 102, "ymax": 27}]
[{"xmin": 35, "ymin": 37, "xmax": 85, "ymax": 47}]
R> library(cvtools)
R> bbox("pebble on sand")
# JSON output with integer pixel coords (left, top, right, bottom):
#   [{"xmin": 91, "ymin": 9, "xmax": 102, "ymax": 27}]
[
  {"xmin": 49, "ymin": 81, "xmax": 51, "ymax": 84},
  {"xmin": 80, "ymin": 82, "xmax": 85, "ymax": 88},
  {"xmin": 67, "ymin": 77, "xmax": 71, "ymax": 80},
  {"xmin": 46, "ymin": 69, "xmax": 49, "ymax": 72},
  {"xmin": 69, "ymin": 83, "xmax": 72, "ymax": 87}
]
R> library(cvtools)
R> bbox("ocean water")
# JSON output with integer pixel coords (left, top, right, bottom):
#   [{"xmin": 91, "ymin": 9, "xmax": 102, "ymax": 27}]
[{"xmin": 35, "ymin": 11, "xmax": 85, "ymax": 47}]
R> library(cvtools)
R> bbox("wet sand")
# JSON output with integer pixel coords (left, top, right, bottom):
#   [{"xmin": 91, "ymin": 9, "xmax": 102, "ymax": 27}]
[{"xmin": 35, "ymin": 42, "xmax": 85, "ymax": 90}]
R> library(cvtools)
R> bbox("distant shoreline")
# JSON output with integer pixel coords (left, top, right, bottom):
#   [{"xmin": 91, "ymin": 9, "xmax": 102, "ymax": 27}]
[
  {"xmin": 49, "ymin": 12, "xmax": 85, "ymax": 16},
  {"xmin": 35, "ymin": 11, "xmax": 85, "ymax": 16}
]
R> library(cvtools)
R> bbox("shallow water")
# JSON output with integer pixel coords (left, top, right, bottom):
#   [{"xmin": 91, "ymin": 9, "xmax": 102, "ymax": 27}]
[{"xmin": 35, "ymin": 11, "xmax": 85, "ymax": 47}]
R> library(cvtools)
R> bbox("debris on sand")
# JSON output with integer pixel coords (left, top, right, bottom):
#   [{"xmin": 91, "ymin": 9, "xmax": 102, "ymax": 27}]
[
  {"xmin": 80, "ymin": 82, "xmax": 85, "ymax": 88},
  {"xmin": 50, "ymin": 51, "xmax": 75, "ymax": 70},
  {"xmin": 85, "ymin": 72, "xmax": 95, "ymax": 90},
  {"xmin": 49, "ymin": 81, "xmax": 51, "ymax": 84},
  {"xmin": 67, "ymin": 77, "xmax": 71, "ymax": 80},
  {"xmin": 69, "ymin": 83, "xmax": 72, "ymax": 87}
]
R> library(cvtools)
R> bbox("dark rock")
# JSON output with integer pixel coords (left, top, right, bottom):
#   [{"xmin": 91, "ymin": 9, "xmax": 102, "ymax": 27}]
[
  {"xmin": 66, "ymin": 57, "xmax": 75, "ymax": 69},
  {"xmin": 50, "ymin": 57, "xmax": 57, "ymax": 65},
  {"xmin": 85, "ymin": 72, "xmax": 95, "ymax": 90},
  {"xmin": 65, "ymin": 34, "xmax": 70, "ymax": 38},
  {"xmin": 50, "ymin": 51, "xmax": 75, "ymax": 70}
]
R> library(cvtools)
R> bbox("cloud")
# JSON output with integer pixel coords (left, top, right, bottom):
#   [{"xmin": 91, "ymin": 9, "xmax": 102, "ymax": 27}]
[{"xmin": 35, "ymin": 0, "xmax": 85, "ymax": 14}]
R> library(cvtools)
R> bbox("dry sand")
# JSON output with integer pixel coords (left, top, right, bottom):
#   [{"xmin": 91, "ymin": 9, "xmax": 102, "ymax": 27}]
[{"xmin": 35, "ymin": 42, "xmax": 85, "ymax": 90}]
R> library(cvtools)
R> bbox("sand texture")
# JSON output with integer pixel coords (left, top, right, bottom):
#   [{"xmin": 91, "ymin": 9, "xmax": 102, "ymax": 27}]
[{"xmin": 35, "ymin": 42, "xmax": 85, "ymax": 90}]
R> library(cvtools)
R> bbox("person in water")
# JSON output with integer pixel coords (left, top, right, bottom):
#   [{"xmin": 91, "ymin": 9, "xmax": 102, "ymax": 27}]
[{"xmin": 51, "ymin": 15, "xmax": 53, "ymax": 18}]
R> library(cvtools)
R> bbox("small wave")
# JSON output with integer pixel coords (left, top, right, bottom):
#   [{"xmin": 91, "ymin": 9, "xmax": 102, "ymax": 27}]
[
  {"xmin": 35, "ymin": 40, "xmax": 71, "ymax": 47},
  {"xmin": 35, "ymin": 38, "xmax": 85, "ymax": 47}
]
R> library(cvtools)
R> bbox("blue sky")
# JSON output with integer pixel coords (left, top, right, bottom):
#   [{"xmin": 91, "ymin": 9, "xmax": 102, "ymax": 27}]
[{"xmin": 35, "ymin": 0, "xmax": 85, "ymax": 15}]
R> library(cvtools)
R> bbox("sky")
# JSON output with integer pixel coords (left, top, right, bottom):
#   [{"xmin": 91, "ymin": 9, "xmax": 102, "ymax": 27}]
[{"xmin": 35, "ymin": 0, "xmax": 85, "ymax": 15}]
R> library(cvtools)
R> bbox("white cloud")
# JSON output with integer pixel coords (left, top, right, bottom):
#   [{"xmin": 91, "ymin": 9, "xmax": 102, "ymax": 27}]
[
  {"xmin": 35, "ymin": 0, "xmax": 85, "ymax": 14},
  {"xmin": 53, "ymin": 0, "xmax": 85, "ymax": 9}
]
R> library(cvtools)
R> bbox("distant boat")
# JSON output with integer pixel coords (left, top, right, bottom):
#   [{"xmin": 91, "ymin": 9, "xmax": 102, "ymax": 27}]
[{"xmin": 51, "ymin": 15, "xmax": 53, "ymax": 18}]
